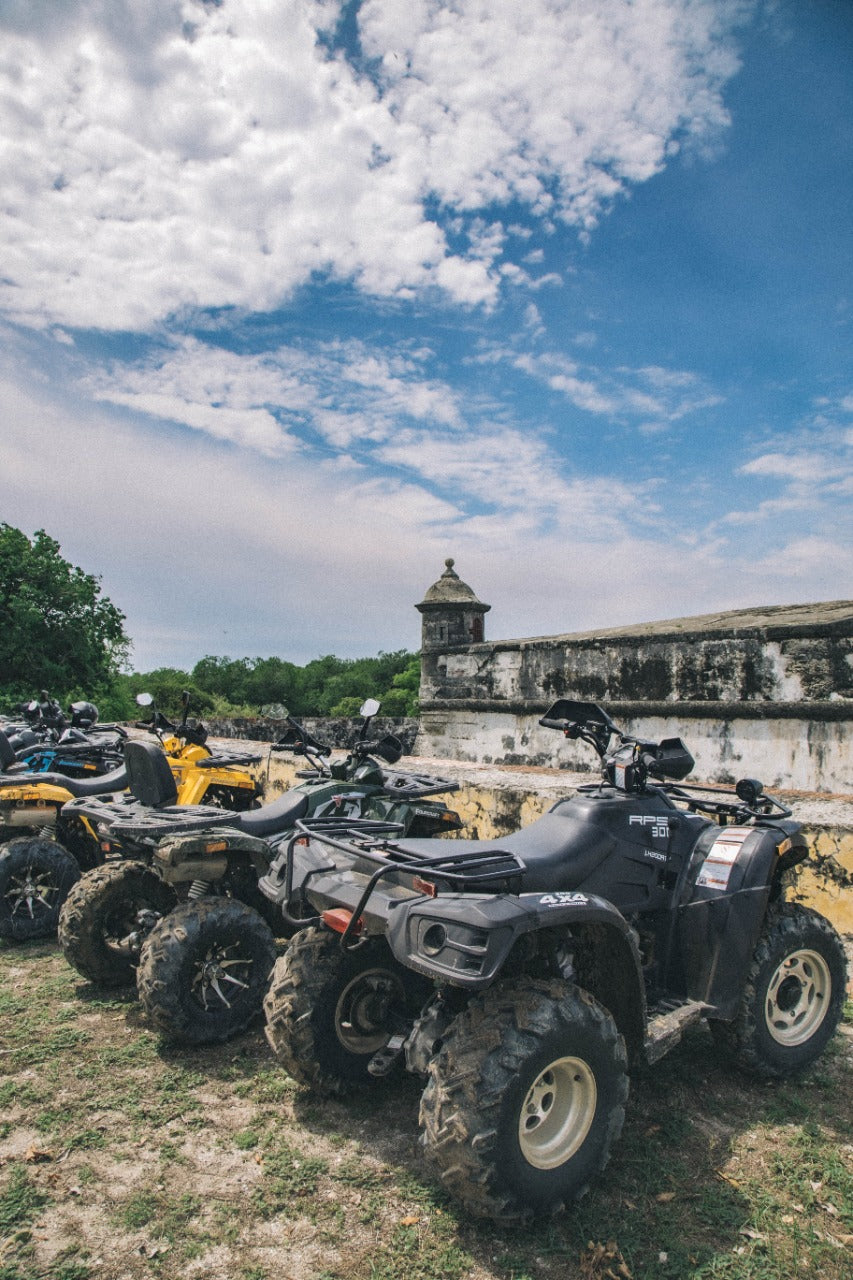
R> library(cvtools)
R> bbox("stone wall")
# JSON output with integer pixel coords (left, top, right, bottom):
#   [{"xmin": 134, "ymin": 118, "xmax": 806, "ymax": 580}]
[
  {"xmin": 416, "ymin": 600, "xmax": 853, "ymax": 793},
  {"xmin": 205, "ymin": 714, "xmax": 419, "ymax": 754}
]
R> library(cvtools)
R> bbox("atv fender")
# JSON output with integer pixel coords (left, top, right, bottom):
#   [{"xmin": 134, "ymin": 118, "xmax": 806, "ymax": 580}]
[
  {"xmin": 386, "ymin": 889, "xmax": 646, "ymax": 1060},
  {"xmin": 152, "ymin": 827, "xmax": 268, "ymax": 885},
  {"xmin": 678, "ymin": 820, "xmax": 807, "ymax": 1018}
]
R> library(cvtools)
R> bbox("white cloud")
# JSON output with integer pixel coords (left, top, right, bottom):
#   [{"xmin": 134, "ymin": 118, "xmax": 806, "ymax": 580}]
[
  {"xmin": 2, "ymin": 362, "xmax": 849, "ymax": 670},
  {"xmin": 0, "ymin": 0, "xmax": 748, "ymax": 332},
  {"xmin": 360, "ymin": 0, "xmax": 744, "ymax": 225},
  {"xmin": 77, "ymin": 332, "xmax": 656, "ymax": 531},
  {"xmin": 740, "ymin": 451, "xmax": 837, "ymax": 484},
  {"xmin": 81, "ymin": 334, "xmax": 467, "ymax": 459},
  {"xmin": 722, "ymin": 425, "xmax": 853, "ymax": 551},
  {"xmin": 483, "ymin": 345, "xmax": 722, "ymax": 425}
]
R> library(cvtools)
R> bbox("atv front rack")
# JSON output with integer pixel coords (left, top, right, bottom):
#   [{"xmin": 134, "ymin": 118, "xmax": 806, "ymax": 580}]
[
  {"xmin": 193, "ymin": 750, "xmax": 264, "ymax": 768},
  {"xmin": 662, "ymin": 780, "xmax": 792, "ymax": 823},
  {"xmin": 378, "ymin": 769, "xmax": 458, "ymax": 799}
]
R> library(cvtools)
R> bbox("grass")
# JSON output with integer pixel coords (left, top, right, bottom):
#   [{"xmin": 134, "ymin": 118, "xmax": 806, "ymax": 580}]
[{"xmin": 0, "ymin": 939, "xmax": 851, "ymax": 1280}]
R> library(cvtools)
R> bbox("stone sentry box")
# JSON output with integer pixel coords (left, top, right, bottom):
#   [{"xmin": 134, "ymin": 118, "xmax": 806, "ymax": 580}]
[{"xmin": 415, "ymin": 560, "xmax": 853, "ymax": 793}]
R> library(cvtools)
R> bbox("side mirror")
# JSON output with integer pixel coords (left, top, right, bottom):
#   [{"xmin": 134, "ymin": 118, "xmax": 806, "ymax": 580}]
[
  {"xmin": 359, "ymin": 698, "xmax": 381, "ymax": 719},
  {"xmin": 136, "ymin": 692, "xmax": 154, "ymax": 707}
]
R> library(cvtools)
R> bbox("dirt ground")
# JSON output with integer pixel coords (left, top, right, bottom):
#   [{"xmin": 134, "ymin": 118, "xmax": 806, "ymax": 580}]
[{"xmin": 1, "ymin": 936, "xmax": 852, "ymax": 1280}]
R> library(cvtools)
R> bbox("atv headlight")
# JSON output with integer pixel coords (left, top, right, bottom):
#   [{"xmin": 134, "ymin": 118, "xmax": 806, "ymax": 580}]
[
  {"xmin": 421, "ymin": 923, "xmax": 447, "ymax": 956},
  {"xmin": 413, "ymin": 917, "xmax": 492, "ymax": 975}
]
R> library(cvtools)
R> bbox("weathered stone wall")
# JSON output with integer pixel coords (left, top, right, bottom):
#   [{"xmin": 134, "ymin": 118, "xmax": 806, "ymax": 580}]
[
  {"xmin": 417, "ymin": 600, "xmax": 853, "ymax": 793},
  {"xmin": 206, "ymin": 714, "xmax": 419, "ymax": 754}
]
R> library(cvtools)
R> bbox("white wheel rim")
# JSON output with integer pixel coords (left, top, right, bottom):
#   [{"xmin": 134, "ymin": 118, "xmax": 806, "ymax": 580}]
[
  {"xmin": 518, "ymin": 1056, "xmax": 597, "ymax": 1170},
  {"xmin": 765, "ymin": 948, "xmax": 831, "ymax": 1046}
]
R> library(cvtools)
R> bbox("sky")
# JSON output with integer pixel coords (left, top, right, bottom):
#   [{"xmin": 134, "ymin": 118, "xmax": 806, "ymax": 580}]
[{"xmin": 0, "ymin": 0, "xmax": 851, "ymax": 673}]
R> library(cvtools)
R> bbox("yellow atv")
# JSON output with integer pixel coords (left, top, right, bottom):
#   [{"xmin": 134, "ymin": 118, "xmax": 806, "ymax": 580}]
[{"xmin": 0, "ymin": 693, "xmax": 261, "ymax": 941}]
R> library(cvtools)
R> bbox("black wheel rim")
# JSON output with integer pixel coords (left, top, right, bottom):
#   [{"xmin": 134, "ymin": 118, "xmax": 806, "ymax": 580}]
[
  {"xmin": 5, "ymin": 861, "xmax": 60, "ymax": 922},
  {"xmin": 190, "ymin": 941, "xmax": 255, "ymax": 1012}
]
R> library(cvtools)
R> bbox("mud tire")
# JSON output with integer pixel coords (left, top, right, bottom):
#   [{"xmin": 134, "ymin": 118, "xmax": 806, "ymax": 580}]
[
  {"xmin": 709, "ymin": 903, "xmax": 847, "ymax": 1077},
  {"xmin": 58, "ymin": 861, "xmax": 177, "ymax": 986},
  {"xmin": 137, "ymin": 898, "xmax": 277, "ymax": 1045},
  {"xmin": 264, "ymin": 926, "xmax": 427, "ymax": 1094},
  {"xmin": 419, "ymin": 978, "xmax": 629, "ymax": 1223},
  {"xmin": 0, "ymin": 837, "xmax": 81, "ymax": 940}
]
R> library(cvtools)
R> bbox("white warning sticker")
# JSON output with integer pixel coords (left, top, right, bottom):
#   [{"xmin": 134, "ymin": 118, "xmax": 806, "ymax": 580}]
[{"xmin": 696, "ymin": 827, "xmax": 752, "ymax": 891}]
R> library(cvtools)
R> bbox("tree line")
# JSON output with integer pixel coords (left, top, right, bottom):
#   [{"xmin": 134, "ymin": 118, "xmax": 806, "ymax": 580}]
[{"xmin": 0, "ymin": 523, "xmax": 419, "ymax": 722}]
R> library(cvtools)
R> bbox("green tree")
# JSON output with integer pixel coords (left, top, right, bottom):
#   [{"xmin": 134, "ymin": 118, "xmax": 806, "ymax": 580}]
[{"xmin": 0, "ymin": 524, "xmax": 129, "ymax": 708}]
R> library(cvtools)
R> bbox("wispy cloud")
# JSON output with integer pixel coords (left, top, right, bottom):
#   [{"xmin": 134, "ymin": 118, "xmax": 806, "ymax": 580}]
[
  {"xmin": 725, "ymin": 408, "xmax": 853, "ymax": 531},
  {"xmin": 478, "ymin": 344, "xmax": 722, "ymax": 426},
  {"xmin": 79, "ymin": 332, "xmax": 656, "ymax": 534}
]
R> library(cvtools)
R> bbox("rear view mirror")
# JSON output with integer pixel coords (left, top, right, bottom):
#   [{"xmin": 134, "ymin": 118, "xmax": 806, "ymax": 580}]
[
  {"xmin": 136, "ymin": 692, "xmax": 154, "ymax": 707},
  {"xmin": 359, "ymin": 698, "xmax": 381, "ymax": 718}
]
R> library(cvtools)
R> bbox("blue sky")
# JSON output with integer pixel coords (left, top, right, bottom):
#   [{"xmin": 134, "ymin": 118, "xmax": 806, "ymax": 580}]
[{"xmin": 0, "ymin": 0, "xmax": 851, "ymax": 672}]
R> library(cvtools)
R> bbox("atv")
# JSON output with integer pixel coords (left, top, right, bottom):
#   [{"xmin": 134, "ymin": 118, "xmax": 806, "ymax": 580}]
[
  {"xmin": 58, "ymin": 699, "xmax": 462, "ymax": 1047},
  {"xmin": 0, "ymin": 693, "xmax": 261, "ymax": 942},
  {"xmin": 261, "ymin": 699, "xmax": 849, "ymax": 1223}
]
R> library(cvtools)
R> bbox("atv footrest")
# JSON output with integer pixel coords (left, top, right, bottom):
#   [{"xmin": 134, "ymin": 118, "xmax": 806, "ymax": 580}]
[
  {"xmin": 645, "ymin": 1000, "xmax": 709, "ymax": 1064},
  {"xmin": 367, "ymin": 1034, "xmax": 406, "ymax": 1077}
]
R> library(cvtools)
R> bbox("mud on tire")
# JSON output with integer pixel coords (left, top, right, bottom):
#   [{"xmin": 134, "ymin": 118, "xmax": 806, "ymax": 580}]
[
  {"xmin": 0, "ymin": 837, "xmax": 81, "ymax": 941},
  {"xmin": 419, "ymin": 978, "xmax": 629, "ymax": 1224},
  {"xmin": 264, "ymin": 925, "xmax": 428, "ymax": 1095},
  {"xmin": 58, "ymin": 861, "xmax": 177, "ymax": 986},
  {"xmin": 137, "ymin": 898, "xmax": 277, "ymax": 1045},
  {"xmin": 709, "ymin": 903, "xmax": 847, "ymax": 1077}
]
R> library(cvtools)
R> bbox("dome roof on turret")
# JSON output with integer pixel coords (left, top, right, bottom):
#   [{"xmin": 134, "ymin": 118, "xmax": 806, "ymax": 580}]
[{"xmin": 417, "ymin": 559, "xmax": 490, "ymax": 611}]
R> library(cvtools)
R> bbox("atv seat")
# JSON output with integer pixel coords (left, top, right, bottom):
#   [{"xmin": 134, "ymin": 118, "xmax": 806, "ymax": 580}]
[
  {"xmin": 233, "ymin": 790, "xmax": 310, "ymax": 839},
  {"xmin": 0, "ymin": 764, "xmax": 129, "ymax": 796},
  {"xmin": 392, "ymin": 807, "xmax": 613, "ymax": 894}
]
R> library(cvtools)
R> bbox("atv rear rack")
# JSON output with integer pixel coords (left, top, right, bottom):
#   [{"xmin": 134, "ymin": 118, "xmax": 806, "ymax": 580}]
[
  {"xmin": 282, "ymin": 816, "xmax": 526, "ymax": 946},
  {"xmin": 96, "ymin": 805, "xmax": 240, "ymax": 842},
  {"xmin": 293, "ymin": 815, "xmax": 523, "ymax": 883}
]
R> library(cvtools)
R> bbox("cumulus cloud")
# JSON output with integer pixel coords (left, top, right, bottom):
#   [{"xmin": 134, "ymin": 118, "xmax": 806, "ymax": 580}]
[{"xmin": 0, "ymin": 0, "xmax": 748, "ymax": 332}]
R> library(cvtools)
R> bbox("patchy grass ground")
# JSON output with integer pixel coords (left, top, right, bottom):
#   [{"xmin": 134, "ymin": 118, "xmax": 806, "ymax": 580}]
[{"xmin": 1, "ymin": 938, "xmax": 851, "ymax": 1280}]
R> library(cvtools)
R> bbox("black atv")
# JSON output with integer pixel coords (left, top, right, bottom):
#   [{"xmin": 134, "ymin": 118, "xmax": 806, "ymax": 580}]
[
  {"xmin": 261, "ymin": 699, "xmax": 849, "ymax": 1223},
  {"xmin": 58, "ymin": 700, "xmax": 462, "ymax": 1048}
]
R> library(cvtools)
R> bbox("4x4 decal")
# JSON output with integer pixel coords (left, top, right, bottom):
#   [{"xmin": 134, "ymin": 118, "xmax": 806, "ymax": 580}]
[{"xmin": 538, "ymin": 891, "xmax": 589, "ymax": 907}]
